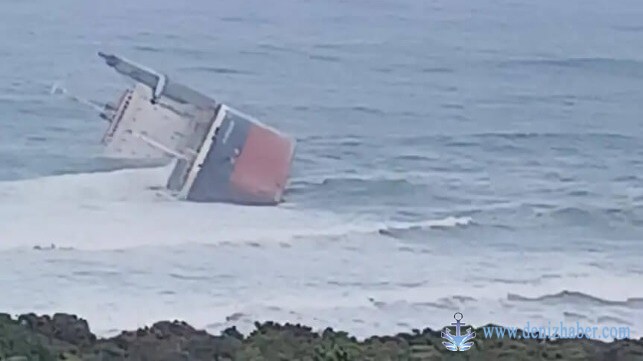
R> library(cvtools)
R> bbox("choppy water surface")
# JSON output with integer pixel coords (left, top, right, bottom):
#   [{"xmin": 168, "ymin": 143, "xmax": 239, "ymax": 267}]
[{"xmin": 0, "ymin": 0, "xmax": 642, "ymax": 338}]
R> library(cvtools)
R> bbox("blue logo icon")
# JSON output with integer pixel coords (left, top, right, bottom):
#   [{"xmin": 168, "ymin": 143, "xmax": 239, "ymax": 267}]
[{"xmin": 441, "ymin": 312, "xmax": 476, "ymax": 352}]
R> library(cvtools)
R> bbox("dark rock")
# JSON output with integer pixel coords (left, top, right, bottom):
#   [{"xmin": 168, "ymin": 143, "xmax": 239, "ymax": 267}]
[
  {"xmin": 1, "ymin": 314, "xmax": 642, "ymax": 360},
  {"xmin": 17, "ymin": 313, "xmax": 96, "ymax": 348},
  {"xmin": 221, "ymin": 326, "xmax": 243, "ymax": 341}
]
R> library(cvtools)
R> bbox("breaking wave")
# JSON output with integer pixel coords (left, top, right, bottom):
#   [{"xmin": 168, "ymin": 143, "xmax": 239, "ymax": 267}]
[
  {"xmin": 507, "ymin": 291, "xmax": 643, "ymax": 309},
  {"xmin": 0, "ymin": 167, "xmax": 469, "ymax": 251},
  {"xmin": 290, "ymin": 171, "xmax": 432, "ymax": 191}
]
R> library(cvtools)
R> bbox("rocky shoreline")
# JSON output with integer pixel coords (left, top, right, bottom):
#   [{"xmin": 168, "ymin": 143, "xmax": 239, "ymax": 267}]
[{"xmin": 0, "ymin": 313, "xmax": 641, "ymax": 360}]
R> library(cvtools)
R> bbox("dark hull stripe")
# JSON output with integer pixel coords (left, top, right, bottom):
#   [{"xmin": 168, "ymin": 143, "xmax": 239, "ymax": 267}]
[{"xmin": 187, "ymin": 112, "xmax": 252, "ymax": 203}]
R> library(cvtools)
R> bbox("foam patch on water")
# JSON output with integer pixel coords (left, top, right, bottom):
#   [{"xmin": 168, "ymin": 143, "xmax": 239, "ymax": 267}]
[
  {"xmin": 0, "ymin": 167, "xmax": 470, "ymax": 250},
  {"xmin": 21, "ymin": 279, "xmax": 641, "ymax": 341}
]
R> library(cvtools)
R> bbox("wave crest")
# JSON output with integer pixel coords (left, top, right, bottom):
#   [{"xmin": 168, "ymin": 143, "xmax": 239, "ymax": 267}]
[
  {"xmin": 508, "ymin": 291, "xmax": 643, "ymax": 309},
  {"xmin": 0, "ymin": 167, "xmax": 469, "ymax": 251}
]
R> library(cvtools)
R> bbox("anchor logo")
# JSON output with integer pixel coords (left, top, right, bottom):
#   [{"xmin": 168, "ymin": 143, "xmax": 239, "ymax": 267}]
[{"xmin": 441, "ymin": 312, "xmax": 476, "ymax": 352}]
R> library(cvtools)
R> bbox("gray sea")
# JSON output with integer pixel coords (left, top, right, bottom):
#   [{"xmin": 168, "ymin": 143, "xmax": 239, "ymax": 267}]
[{"xmin": 0, "ymin": 0, "xmax": 642, "ymax": 339}]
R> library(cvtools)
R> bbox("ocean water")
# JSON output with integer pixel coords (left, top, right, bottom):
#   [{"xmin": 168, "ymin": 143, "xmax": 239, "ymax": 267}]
[{"xmin": 1, "ymin": 0, "xmax": 642, "ymax": 339}]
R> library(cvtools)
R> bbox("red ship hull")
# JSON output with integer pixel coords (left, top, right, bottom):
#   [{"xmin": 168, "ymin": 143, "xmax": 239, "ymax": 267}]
[{"xmin": 182, "ymin": 105, "xmax": 296, "ymax": 205}]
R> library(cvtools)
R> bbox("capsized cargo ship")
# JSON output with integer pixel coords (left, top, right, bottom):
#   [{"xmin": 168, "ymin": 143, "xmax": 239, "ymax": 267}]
[{"xmin": 96, "ymin": 52, "xmax": 296, "ymax": 205}]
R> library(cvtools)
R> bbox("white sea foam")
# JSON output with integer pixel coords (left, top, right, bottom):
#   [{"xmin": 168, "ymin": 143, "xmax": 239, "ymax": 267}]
[
  {"xmin": 0, "ymin": 169, "xmax": 639, "ymax": 341},
  {"xmin": 9, "ymin": 271, "xmax": 640, "ymax": 341},
  {"xmin": 0, "ymin": 167, "xmax": 469, "ymax": 250}
]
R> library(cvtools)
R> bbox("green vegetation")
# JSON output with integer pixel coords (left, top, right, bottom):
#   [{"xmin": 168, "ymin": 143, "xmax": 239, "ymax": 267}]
[{"xmin": 0, "ymin": 314, "xmax": 640, "ymax": 360}]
